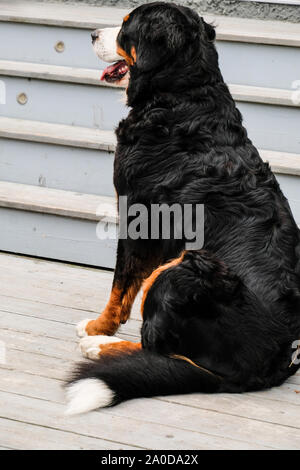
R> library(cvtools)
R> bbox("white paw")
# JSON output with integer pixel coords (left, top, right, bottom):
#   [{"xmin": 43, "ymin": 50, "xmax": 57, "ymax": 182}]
[
  {"xmin": 79, "ymin": 335, "xmax": 122, "ymax": 360},
  {"xmin": 76, "ymin": 319, "xmax": 93, "ymax": 338}
]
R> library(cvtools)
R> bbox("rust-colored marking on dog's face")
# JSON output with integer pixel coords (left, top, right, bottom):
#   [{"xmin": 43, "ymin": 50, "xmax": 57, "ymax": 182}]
[
  {"xmin": 123, "ymin": 14, "xmax": 130, "ymax": 22},
  {"xmin": 131, "ymin": 46, "xmax": 136, "ymax": 63},
  {"xmin": 117, "ymin": 45, "xmax": 136, "ymax": 66},
  {"xmin": 141, "ymin": 253, "xmax": 185, "ymax": 316}
]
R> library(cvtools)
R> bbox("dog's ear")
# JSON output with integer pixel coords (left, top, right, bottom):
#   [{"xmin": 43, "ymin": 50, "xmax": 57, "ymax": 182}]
[
  {"xmin": 174, "ymin": 6, "xmax": 216, "ymax": 43},
  {"xmin": 202, "ymin": 19, "xmax": 216, "ymax": 42},
  {"xmin": 135, "ymin": 21, "xmax": 185, "ymax": 71},
  {"xmin": 135, "ymin": 41, "xmax": 162, "ymax": 72}
]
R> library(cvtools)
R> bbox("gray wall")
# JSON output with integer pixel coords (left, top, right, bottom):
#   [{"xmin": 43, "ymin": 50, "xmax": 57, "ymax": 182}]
[{"xmin": 40, "ymin": 0, "xmax": 300, "ymax": 23}]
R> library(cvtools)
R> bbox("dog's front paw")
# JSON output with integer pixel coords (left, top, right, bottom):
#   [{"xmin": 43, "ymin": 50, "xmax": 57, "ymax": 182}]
[
  {"xmin": 76, "ymin": 319, "xmax": 93, "ymax": 338},
  {"xmin": 79, "ymin": 335, "xmax": 122, "ymax": 360}
]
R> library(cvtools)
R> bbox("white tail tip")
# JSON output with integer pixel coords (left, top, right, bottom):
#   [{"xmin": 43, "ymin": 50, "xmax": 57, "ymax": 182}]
[{"xmin": 65, "ymin": 378, "xmax": 114, "ymax": 415}]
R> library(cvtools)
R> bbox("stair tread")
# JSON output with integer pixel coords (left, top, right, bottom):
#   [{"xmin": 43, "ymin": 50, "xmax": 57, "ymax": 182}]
[
  {"xmin": 0, "ymin": 117, "xmax": 116, "ymax": 151},
  {"xmin": 229, "ymin": 84, "xmax": 299, "ymax": 108},
  {"xmin": 0, "ymin": 60, "xmax": 299, "ymax": 108},
  {"xmin": 0, "ymin": 1, "xmax": 300, "ymax": 46},
  {"xmin": 0, "ymin": 1, "xmax": 127, "ymax": 29},
  {"xmin": 260, "ymin": 150, "xmax": 300, "ymax": 176},
  {"xmin": 0, "ymin": 117, "xmax": 299, "ymax": 176},
  {"xmin": 0, "ymin": 181, "xmax": 118, "ymax": 223},
  {"xmin": 0, "ymin": 60, "xmax": 109, "ymax": 87},
  {"xmin": 212, "ymin": 13, "xmax": 300, "ymax": 47}
]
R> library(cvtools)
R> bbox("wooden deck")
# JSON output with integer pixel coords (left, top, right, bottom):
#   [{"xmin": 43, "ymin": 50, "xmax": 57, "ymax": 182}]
[{"xmin": 0, "ymin": 252, "xmax": 300, "ymax": 450}]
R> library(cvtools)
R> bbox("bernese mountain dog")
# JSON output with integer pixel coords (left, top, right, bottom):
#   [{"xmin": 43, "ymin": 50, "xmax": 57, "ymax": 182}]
[{"xmin": 65, "ymin": 2, "xmax": 300, "ymax": 414}]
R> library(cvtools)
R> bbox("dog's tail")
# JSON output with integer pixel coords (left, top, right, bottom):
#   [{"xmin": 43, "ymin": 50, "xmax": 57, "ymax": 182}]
[{"xmin": 65, "ymin": 349, "xmax": 222, "ymax": 415}]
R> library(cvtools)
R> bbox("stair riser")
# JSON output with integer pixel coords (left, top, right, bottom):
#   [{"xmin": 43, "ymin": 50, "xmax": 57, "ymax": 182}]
[
  {"xmin": 0, "ymin": 22, "xmax": 105, "ymax": 70},
  {"xmin": 2, "ymin": 22, "xmax": 300, "ymax": 89},
  {"xmin": 0, "ymin": 207, "xmax": 117, "ymax": 268},
  {"xmin": 0, "ymin": 139, "xmax": 115, "ymax": 197},
  {"xmin": 218, "ymin": 42, "xmax": 300, "ymax": 90},
  {"xmin": 1, "ymin": 76, "xmax": 300, "ymax": 154},
  {"xmin": 0, "ymin": 76, "xmax": 127, "ymax": 131},
  {"xmin": 238, "ymin": 102, "xmax": 300, "ymax": 154}
]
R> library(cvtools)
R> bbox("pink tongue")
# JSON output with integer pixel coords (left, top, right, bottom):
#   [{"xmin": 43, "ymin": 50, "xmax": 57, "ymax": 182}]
[{"xmin": 101, "ymin": 63, "xmax": 118, "ymax": 81}]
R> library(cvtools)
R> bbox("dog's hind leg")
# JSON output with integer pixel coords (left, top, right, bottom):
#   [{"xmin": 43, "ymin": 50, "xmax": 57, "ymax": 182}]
[
  {"xmin": 140, "ymin": 250, "xmax": 241, "ymax": 362},
  {"xmin": 76, "ymin": 240, "xmax": 161, "ymax": 337}
]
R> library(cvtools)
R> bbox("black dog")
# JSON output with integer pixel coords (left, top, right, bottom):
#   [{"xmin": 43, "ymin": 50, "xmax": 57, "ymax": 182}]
[{"xmin": 66, "ymin": 2, "xmax": 300, "ymax": 414}]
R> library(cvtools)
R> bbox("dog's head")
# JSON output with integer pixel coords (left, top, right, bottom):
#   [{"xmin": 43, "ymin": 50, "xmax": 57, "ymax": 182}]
[{"xmin": 92, "ymin": 2, "xmax": 217, "ymax": 102}]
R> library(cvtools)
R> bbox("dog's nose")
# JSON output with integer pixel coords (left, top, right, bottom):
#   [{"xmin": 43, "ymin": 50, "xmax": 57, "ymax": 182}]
[{"xmin": 91, "ymin": 30, "xmax": 99, "ymax": 43}]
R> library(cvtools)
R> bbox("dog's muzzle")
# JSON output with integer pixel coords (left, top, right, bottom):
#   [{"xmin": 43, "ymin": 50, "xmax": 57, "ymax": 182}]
[{"xmin": 91, "ymin": 27, "xmax": 122, "ymax": 63}]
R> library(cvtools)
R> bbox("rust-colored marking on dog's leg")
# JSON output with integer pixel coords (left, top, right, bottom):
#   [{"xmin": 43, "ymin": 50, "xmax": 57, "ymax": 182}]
[
  {"xmin": 141, "ymin": 253, "xmax": 185, "ymax": 316},
  {"xmin": 123, "ymin": 14, "xmax": 130, "ymax": 22},
  {"xmin": 100, "ymin": 341, "xmax": 142, "ymax": 357},
  {"xmin": 85, "ymin": 286, "xmax": 123, "ymax": 336}
]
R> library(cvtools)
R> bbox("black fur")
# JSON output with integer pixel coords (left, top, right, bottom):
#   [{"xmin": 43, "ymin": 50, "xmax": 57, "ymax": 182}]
[
  {"xmin": 69, "ymin": 2, "xmax": 300, "ymax": 405},
  {"xmin": 71, "ymin": 348, "xmax": 222, "ymax": 405}
]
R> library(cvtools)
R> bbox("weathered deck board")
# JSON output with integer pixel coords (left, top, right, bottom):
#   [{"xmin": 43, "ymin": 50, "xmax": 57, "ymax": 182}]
[
  {"xmin": 0, "ymin": 253, "xmax": 299, "ymax": 449},
  {"xmin": 2, "ymin": 390, "xmax": 265, "ymax": 450},
  {"xmin": 0, "ymin": 418, "xmax": 138, "ymax": 450},
  {"xmin": 1, "ymin": 367, "xmax": 300, "ymax": 448},
  {"xmin": 0, "ymin": 310, "xmax": 142, "ymax": 340},
  {"xmin": 0, "ymin": 328, "xmax": 134, "ymax": 362}
]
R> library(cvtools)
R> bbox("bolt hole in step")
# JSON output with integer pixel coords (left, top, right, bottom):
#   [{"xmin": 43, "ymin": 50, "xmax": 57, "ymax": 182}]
[
  {"xmin": 17, "ymin": 92, "xmax": 28, "ymax": 105},
  {"xmin": 55, "ymin": 41, "xmax": 65, "ymax": 53}
]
